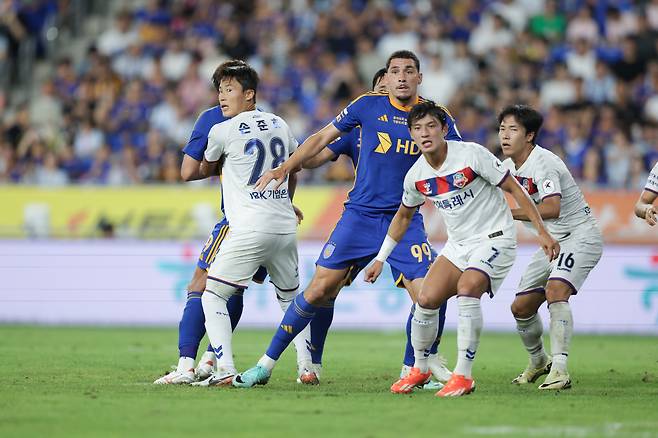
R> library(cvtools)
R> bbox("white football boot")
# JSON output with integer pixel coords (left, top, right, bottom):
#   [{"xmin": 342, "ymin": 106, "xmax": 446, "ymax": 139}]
[
  {"xmin": 192, "ymin": 366, "xmax": 236, "ymax": 387},
  {"xmin": 195, "ymin": 351, "xmax": 216, "ymax": 381},
  {"xmin": 538, "ymin": 368, "xmax": 571, "ymax": 390},
  {"xmin": 512, "ymin": 357, "xmax": 552, "ymax": 384},
  {"xmin": 296, "ymin": 361, "xmax": 320, "ymax": 385},
  {"xmin": 154, "ymin": 367, "xmax": 195, "ymax": 385}
]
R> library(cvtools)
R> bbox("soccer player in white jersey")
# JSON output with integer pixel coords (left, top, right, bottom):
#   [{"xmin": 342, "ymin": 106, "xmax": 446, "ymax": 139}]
[
  {"xmin": 634, "ymin": 162, "xmax": 658, "ymax": 226},
  {"xmin": 498, "ymin": 104, "xmax": 604, "ymax": 390},
  {"xmin": 365, "ymin": 101, "xmax": 560, "ymax": 397},
  {"xmin": 193, "ymin": 61, "xmax": 314, "ymax": 386}
]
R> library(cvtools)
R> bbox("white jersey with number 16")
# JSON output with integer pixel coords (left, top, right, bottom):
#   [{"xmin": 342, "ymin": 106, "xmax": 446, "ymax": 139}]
[{"xmin": 205, "ymin": 110, "xmax": 298, "ymax": 234}]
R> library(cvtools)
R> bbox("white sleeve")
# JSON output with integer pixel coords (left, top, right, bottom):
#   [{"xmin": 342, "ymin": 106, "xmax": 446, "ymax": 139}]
[
  {"xmin": 535, "ymin": 166, "xmax": 562, "ymax": 200},
  {"xmin": 646, "ymin": 163, "xmax": 658, "ymax": 194},
  {"xmin": 205, "ymin": 123, "xmax": 226, "ymax": 162},
  {"xmin": 402, "ymin": 169, "xmax": 425, "ymax": 208},
  {"xmin": 471, "ymin": 143, "xmax": 509, "ymax": 186}
]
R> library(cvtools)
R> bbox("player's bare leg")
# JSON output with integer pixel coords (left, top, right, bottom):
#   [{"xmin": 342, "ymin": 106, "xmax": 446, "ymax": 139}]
[
  {"xmin": 511, "ymin": 291, "xmax": 551, "ymax": 384},
  {"xmin": 539, "ymin": 280, "xmax": 574, "ymax": 390},
  {"xmin": 392, "ymin": 257, "xmax": 460, "ymax": 394}
]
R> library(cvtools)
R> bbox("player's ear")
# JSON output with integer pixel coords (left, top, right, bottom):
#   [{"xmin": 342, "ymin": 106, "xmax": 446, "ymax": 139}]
[
  {"xmin": 244, "ymin": 89, "xmax": 255, "ymax": 103},
  {"xmin": 417, "ymin": 72, "xmax": 422, "ymax": 85},
  {"xmin": 525, "ymin": 130, "xmax": 535, "ymax": 144}
]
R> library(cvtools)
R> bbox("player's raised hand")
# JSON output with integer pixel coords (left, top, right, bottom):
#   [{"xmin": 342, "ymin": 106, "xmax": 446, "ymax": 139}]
[
  {"xmin": 293, "ymin": 204, "xmax": 304, "ymax": 224},
  {"xmin": 255, "ymin": 165, "xmax": 288, "ymax": 191},
  {"xmin": 539, "ymin": 231, "xmax": 560, "ymax": 262},
  {"xmin": 364, "ymin": 261, "xmax": 384, "ymax": 283},
  {"xmin": 645, "ymin": 205, "xmax": 657, "ymax": 226}
]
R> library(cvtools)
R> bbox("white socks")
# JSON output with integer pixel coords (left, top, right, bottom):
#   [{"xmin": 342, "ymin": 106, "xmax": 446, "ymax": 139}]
[
  {"xmin": 549, "ymin": 301, "xmax": 573, "ymax": 373},
  {"xmin": 515, "ymin": 313, "xmax": 548, "ymax": 368},
  {"xmin": 277, "ymin": 295, "xmax": 313, "ymax": 366},
  {"xmin": 454, "ymin": 296, "xmax": 482, "ymax": 378},
  {"xmin": 411, "ymin": 304, "xmax": 440, "ymax": 373},
  {"xmin": 177, "ymin": 356, "xmax": 194, "ymax": 372},
  {"xmin": 202, "ymin": 292, "xmax": 236, "ymax": 372}
]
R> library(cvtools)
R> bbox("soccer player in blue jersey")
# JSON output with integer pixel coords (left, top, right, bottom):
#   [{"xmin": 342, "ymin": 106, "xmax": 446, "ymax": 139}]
[
  {"xmin": 233, "ymin": 50, "xmax": 461, "ymax": 388},
  {"xmin": 301, "ymin": 68, "xmax": 448, "ymax": 387},
  {"xmin": 154, "ymin": 60, "xmax": 305, "ymax": 385}
]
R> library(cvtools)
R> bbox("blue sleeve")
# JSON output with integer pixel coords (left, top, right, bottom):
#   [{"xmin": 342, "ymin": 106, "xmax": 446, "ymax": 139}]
[
  {"xmin": 182, "ymin": 128, "xmax": 208, "ymax": 161},
  {"xmin": 327, "ymin": 133, "xmax": 353, "ymax": 161},
  {"xmin": 183, "ymin": 108, "xmax": 225, "ymax": 161},
  {"xmin": 332, "ymin": 94, "xmax": 369, "ymax": 133},
  {"xmin": 444, "ymin": 114, "xmax": 463, "ymax": 141}
]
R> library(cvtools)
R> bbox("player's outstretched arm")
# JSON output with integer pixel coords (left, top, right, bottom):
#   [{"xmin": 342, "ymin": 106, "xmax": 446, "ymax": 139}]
[
  {"xmin": 302, "ymin": 148, "xmax": 338, "ymax": 169},
  {"xmin": 255, "ymin": 123, "xmax": 342, "ymax": 191},
  {"xmin": 500, "ymin": 175, "xmax": 560, "ymax": 261},
  {"xmin": 364, "ymin": 204, "xmax": 417, "ymax": 283},
  {"xmin": 634, "ymin": 190, "xmax": 657, "ymax": 226},
  {"xmin": 510, "ymin": 195, "xmax": 560, "ymax": 221}
]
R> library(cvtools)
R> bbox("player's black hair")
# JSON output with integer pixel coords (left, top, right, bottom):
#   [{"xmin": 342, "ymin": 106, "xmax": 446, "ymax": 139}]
[
  {"xmin": 407, "ymin": 101, "xmax": 448, "ymax": 129},
  {"xmin": 497, "ymin": 104, "xmax": 544, "ymax": 143},
  {"xmin": 385, "ymin": 50, "xmax": 420, "ymax": 71},
  {"xmin": 212, "ymin": 60, "xmax": 259, "ymax": 102},
  {"xmin": 372, "ymin": 68, "xmax": 387, "ymax": 89}
]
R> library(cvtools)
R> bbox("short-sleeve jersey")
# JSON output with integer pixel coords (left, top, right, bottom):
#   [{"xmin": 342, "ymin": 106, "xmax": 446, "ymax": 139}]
[
  {"xmin": 183, "ymin": 105, "xmax": 228, "ymax": 213},
  {"xmin": 502, "ymin": 145, "xmax": 595, "ymax": 235},
  {"xmin": 402, "ymin": 140, "xmax": 515, "ymax": 244},
  {"xmin": 645, "ymin": 163, "xmax": 658, "ymax": 194},
  {"xmin": 333, "ymin": 93, "xmax": 461, "ymax": 214},
  {"xmin": 183, "ymin": 105, "xmax": 227, "ymax": 161},
  {"xmin": 205, "ymin": 110, "xmax": 298, "ymax": 234},
  {"xmin": 327, "ymin": 129, "xmax": 360, "ymax": 167}
]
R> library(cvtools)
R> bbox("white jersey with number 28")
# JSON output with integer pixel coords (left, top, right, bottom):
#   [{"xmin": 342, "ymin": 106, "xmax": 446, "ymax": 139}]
[{"xmin": 205, "ymin": 110, "xmax": 298, "ymax": 234}]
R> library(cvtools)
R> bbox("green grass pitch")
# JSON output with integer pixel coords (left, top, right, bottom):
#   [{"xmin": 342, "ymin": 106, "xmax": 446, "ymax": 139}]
[{"xmin": 1, "ymin": 326, "xmax": 657, "ymax": 438}]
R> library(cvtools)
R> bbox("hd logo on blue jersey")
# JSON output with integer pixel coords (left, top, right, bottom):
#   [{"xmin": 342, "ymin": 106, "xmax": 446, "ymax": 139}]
[{"xmin": 373, "ymin": 132, "xmax": 420, "ymax": 156}]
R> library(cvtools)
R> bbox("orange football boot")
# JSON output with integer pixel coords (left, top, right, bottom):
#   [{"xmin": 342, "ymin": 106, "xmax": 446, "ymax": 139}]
[
  {"xmin": 390, "ymin": 367, "xmax": 431, "ymax": 394},
  {"xmin": 435, "ymin": 374, "xmax": 475, "ymax": 397}
]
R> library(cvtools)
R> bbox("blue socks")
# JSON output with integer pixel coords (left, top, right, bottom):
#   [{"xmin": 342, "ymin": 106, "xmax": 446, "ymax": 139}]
[
  {"xmin": 266, "ymin": 293, "xmax": 317, "ymax": 361},
  {"xmin": 226, "ymin": 291, "xmax": 244, "ymax": 331},
  {"xmin": 403, "ymin": 305, "xmax": 415, "ymax": 367},
  {"xmin": 178, "ymin": 291, "xmax": 206, "ymax": 359},
  {"xmin": 310, "ymin": 298, "xmax": 335, "ymax": 364},
  {"xmin": 181, "ymin": 290, "xmax": 245, "ymax": 358},
  {"xmin": 403, "ymin": 301, "xmax": 447, "ymax": 366},
  {"xmin": 430, "ymin": 302, "xmax": 447, "ymax": 354}
]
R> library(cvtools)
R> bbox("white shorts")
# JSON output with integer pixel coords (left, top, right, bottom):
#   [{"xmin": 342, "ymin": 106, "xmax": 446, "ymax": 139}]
[
  {"xmin": 517, "ymin": 224, "xmax": 603, "ymax": 295},
  {"xmin": 206, "ymin": 229, "xmax": 299, "ymax": 294},
  {"xmin": 440, "ymin": 237, "xmax": 517, "ymax": 297}
]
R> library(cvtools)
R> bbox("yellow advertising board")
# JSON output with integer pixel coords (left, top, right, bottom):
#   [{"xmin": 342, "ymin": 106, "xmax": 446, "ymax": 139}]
[{"xmin": 0, "ymin": 186, "xmax": 339, "ymax": 239}]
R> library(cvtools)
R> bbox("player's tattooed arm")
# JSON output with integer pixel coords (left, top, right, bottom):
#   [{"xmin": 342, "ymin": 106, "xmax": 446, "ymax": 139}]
[
  {"xmin": 511, "ymin": 195, "xmax": 560, "ymax": 221},
  {"xmin": 500, "ymin": 175, "xmax": 560, "ymax": 261},
  {"xmin": 364, "ymin": 204, "xmax": 416, "ymax": 283},
  {"xmin": 634, "ymin": 190, "xmax": 657, "ymax": 226},
  {"xmin": 256, "ymin": 123, "xmax": 342, "ymax": 190}
]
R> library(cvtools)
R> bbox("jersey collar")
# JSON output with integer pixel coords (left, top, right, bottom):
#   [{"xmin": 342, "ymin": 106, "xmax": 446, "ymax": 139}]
[{"xmin": 388, "ymin": 94, "xmax": 419, "ymax": 112}]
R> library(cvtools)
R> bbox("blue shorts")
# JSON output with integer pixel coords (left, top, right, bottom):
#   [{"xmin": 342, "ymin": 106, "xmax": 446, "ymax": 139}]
[
  {"xmin": 198, "ymin": 219, "xmax": 267, "ymax": 283},
  {"xmin": 316, "ymin": 208, "xmax": 435, "ymax": 287}
]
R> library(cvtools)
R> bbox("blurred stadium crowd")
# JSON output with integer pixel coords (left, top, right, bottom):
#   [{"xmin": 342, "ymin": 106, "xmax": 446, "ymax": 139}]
[{"xmin": 1, "ymin": 0, "xmax": 657, "ymax": 188}]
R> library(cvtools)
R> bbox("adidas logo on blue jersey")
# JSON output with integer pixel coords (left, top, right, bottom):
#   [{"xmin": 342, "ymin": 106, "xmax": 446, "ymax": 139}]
[{"xmin": 377, "ymin": 114, "xmax": 388, "ymax": 122}]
